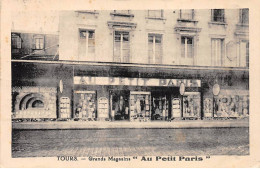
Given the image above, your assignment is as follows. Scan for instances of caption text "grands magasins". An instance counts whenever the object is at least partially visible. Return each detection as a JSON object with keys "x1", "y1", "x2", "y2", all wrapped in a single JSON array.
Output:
[{"x1": 58, "y1": 156, "x2": 210, "y2": 162}]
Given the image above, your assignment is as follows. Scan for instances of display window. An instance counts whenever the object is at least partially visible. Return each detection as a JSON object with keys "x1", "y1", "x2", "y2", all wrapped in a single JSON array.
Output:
[
  {"x1": 111, "y1": 91, "x2": 129, "y2": 120},
  {"x1": 74, "y1": 91, "x2": 96, "y2": 119},
  {"x1": 182, "y1": 92, "x2": 201, "y2": 118},
  {"x1": 130, "y1": 91, "x2": 151, "y2": 122},
  {"x1": 213, "y1": 94, "x2": 249, "y2": 118},
  {"x1": 203, "y1": 98, "x2": 213, "y2": 117},
  {"x1": 151, "y1": 95, "x2": 168, "y2": 120}
]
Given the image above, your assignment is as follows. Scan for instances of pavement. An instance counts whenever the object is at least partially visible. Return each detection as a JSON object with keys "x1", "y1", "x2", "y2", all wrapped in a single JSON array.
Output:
[
  {"x1": 12, "y1": 127, "x2": 249, "y2": 157},
  {"x1": 12, "y1": 119, "x2": 249, "y2": 129}
]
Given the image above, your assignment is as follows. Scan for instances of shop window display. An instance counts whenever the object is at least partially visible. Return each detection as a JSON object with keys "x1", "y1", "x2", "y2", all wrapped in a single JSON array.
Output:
[
  {"x1": 12, "y1": 87, "x2": 57, "y2": 119},
  {"x1": 151, "y1": 96, "x2": 168, "y2": 120},
  {"x1": 111, "y1": 92, "x2": 129, "y2": 120},
  {"x1": 182, "y1": 92, "x2": 201, "y2": 118},
  {"x1": 130, "y1": 91, "x2": 151, "y2": 122},
  {"x1": 203, "y1": 98, "x2": 213, "y2": 117},
  {"x1": 74, "y1": 91, "x2": 96, "y2": 120},
  {"x1": 213, "y1": 95, "x2": 249, "y2": 118}
]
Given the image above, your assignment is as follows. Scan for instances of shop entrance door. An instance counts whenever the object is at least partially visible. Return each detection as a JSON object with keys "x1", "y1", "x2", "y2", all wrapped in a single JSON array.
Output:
[{"x1": 110, "y1": 90, "x2": 129, "y2": 121}]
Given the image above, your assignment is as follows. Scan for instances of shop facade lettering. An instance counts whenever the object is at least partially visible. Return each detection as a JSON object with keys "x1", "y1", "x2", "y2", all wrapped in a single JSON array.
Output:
[{"x1": 74, "y1": 76, "x2": 201, "y2": 87}]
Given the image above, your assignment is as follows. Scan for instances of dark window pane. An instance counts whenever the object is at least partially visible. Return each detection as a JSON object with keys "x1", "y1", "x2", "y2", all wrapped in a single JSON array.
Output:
[
  {"x1": 88, "y1": 31, "x2": 95, "y2": 39},
  {"x1": 241, "y1": 9, "x2": 249, "y2": 24},
  {"x1": 155, "y1": 35, "x2": 162, "y2": 43},
  {"x1": 148, "y1": 36, "x2": 153, "y2": 43},
  {"x1": 80, "y1": 31, "x2": 86, "y2": 38},
  {"x1": 213, "y1": 9, "x2": 225, "y2": 22}
]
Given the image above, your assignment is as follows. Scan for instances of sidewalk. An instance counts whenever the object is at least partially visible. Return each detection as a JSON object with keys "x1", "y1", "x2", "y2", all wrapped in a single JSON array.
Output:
[{"x1": 12, "y1": 119, "x2": 249, "y2": 129}]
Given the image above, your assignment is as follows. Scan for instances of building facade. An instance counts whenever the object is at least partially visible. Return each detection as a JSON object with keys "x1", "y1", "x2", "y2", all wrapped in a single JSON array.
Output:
[
  {"x1": 12, "y1": 9, "x2": 249, "y2": 122},
  {"x1": 11, "y1": 31, "x2": 59, "y2": 60}
]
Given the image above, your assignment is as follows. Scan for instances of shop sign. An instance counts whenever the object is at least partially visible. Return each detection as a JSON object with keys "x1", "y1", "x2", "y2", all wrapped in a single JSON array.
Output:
[
  {"x1": 74, "y1": 76, "x2": 201, "y2": 87},
  {"x1": 59, "y1": 80, "x2": 63, "y2": 93},
  {"x1": 179, "y1": 82, "x2": 185, "y2": 95},
  {"x1": 98, "y1": 97, "x2": 109, "y2": 118},
  {"x1": 213, "y1": 84, "x2": 220, "y2": 96}
]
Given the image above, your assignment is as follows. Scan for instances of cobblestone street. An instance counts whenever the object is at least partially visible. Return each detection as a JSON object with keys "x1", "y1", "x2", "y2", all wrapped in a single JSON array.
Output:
[{"x1": 12, "y1": 128, "x2": 249, "y2": 158}]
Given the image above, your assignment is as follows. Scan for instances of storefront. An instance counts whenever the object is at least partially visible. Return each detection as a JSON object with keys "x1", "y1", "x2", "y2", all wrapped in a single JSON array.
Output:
[
  {"x1": 11, "y1": 61, "x2": 249, "y2": 122},
  {"x1": 73, "y1": 76, "x2": 202, "y2": 121}
]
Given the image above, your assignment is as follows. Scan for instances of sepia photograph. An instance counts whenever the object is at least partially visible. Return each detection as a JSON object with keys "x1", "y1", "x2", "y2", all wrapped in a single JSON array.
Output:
[{"x1": 1, "y1": 0, "x2": 260, "y2": 168}]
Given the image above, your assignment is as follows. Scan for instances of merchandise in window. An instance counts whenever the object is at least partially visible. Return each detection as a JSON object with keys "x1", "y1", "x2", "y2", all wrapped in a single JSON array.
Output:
[
  {"x1": 130, "y1": 92, "x2": 151, "y2": 122},
  {"x1": 74, "y1": 91, "x2": 96, "y2": 120},
  {"x1": 213, "y1": 95, "x2": 249, "y2": 118},
  {"x1": 151, "y1": 96, "x2": 168, "y2": 120},
  {"x1": 111, "y1": 91, "x2": 129, "y2": 121},
  {"x1": 182, "y1": 93, "x2": 201, "y2": 118}
]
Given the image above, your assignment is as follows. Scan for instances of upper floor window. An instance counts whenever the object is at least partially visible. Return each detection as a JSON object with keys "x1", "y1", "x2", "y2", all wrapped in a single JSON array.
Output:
[
  {"x1": 239, "y1": 41, "x2": 249, "y2": 67},
  {"x1": 147, "y1": 10, "x2": 164, "y2": 19},
  {"x1": 11, "y1": 33, "x2": 22, "y2": 49},
  {"x1": 78, "y1": 30, "x2": 95, "y2": 59},
  {"x1": 148, "y1": 34, "x2": 162, "y2": 64},
  {"x1": 240, "y1": 8, "x2": 249, "y2": 25},
  {"x1": 114, "y1": 31, "x2": 130, "y2": 63},
  {"x1": 211, "y1": 38, "x2": 224, "y2": 66},
  {"x1": 180, "y1": 9, "x2": 194, "y2": 20},
  {"x1": 33, "y1": 35, "x2": 44, "y2": 50},
  {"x1": 181, "y1": 36, "x2": 194, "y2": 58},
  {"x1": 211, "y1": 9, "x2": 225, "y2": 23}
]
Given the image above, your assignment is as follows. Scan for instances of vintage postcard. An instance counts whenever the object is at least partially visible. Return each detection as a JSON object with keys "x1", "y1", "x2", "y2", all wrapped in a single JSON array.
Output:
[{"x1": 1, "y1": 0, "x2": 260, "y2": 168}]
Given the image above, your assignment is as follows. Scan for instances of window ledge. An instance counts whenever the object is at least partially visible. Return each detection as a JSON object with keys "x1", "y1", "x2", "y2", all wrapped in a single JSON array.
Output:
[
  {"x1": 76, "y1": 11, "x2": 99, "y2": 18},
  {"x1": 208, "y1": 21, "x2": 228, "y2": 28},
  {"x1": 110, "y1": 12, "x2": 134, "y2": 18},
  {"x1": 236, "y1": 23, "x2": 249, "y2": 27},
  {"x1": 177, "y1": 18, "x2": 198, "y2": 23},
  {"x1": 146, "y1": 17, "x2": 166, "y2": 20},
  {"x1": 32, "y1": 49, "x2": 45, "y2": 51},
  {"x1": 209, "y1": 21, "x2": 227, "y2": 25}
]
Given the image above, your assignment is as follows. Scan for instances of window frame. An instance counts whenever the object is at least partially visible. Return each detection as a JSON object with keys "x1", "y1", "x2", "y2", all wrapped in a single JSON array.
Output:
[
  {"x1": 239, "y1": 8, "x2": 249, "y2": 25},
  {"x1": 78, "y1": 29, "x2": 96, "y2": 59},
  {"x1": 211, "y1": 38, "x2": 225, "y2": 66},
  {"x1": 147, "y1": 10, "x2": 164, "y2": 19},
  {"x1": 148, "y1": 33, "x2": 163, "y2": 64},
  {"x1": 211, "y1": 9, "x2": 225, "y2": 23},
  {"x1": 113, "y1": 31, "x2": 130, "y2": 63},
  {"x1": 33, "y1": 35, "x2": 45, "y2": 50},
  {"x1": 181, "y1": 36, "x2": 194, "y2": 59},
  {"x1": 179, "y1": 9, "x2": 195, "y2": 20},
  {"x1": 11, "y1": 33, "x2": 22, "y2": 49}
]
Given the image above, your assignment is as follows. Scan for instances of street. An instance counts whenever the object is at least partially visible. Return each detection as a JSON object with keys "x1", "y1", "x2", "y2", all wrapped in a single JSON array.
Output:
[{"x1": 12, "y1": 128, "x2": 249, "y2": 158}]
